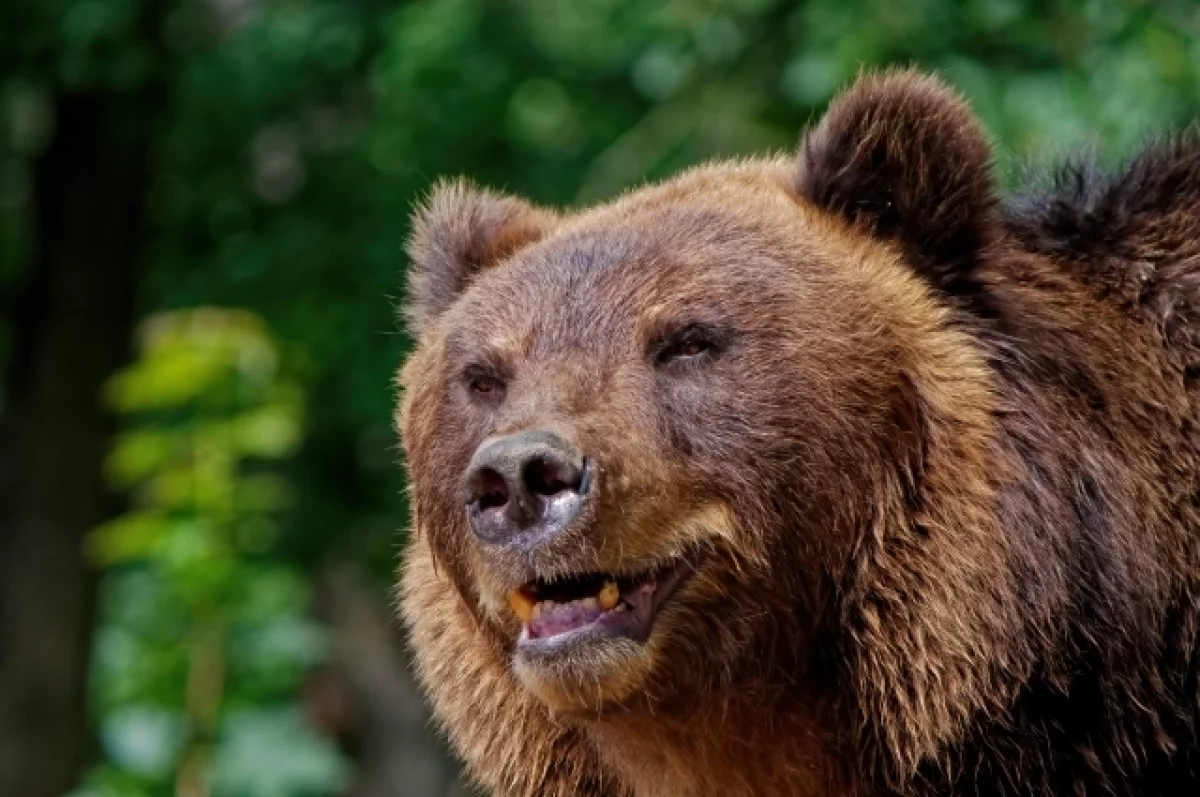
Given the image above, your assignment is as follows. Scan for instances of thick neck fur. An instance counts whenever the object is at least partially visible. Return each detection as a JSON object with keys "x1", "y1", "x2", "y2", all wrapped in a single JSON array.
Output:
[{"x1": 584, "y1": 685, "x2": 851, "y2": 797}]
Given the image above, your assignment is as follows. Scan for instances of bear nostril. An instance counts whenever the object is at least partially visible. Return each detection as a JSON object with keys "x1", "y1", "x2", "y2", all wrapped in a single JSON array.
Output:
[
  {"x1": 523, "y1": 455, "x2": 582, "y2": 498},
  {"x1": 464, "y1": 430, "x2": 588, "y2": 543},
  {"x1": 475, "y1": 468, "x2": 509, "y2": 511}
]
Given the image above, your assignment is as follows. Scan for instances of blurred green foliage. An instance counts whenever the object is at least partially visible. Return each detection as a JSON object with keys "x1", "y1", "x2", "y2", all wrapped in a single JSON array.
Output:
[
  {"x1": 3, "y1": 0, "x2": 1200, "y2": 793},
  {"x1": 77, "y1": 309, "x2": 343, "y2": 796}
]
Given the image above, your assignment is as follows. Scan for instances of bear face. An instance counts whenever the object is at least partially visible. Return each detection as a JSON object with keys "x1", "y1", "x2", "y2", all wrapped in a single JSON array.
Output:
[
  {"x1": 397, "y1": 70, "x2": 1200, "y2": 797},
  {"x1": 404, "y1": 163, "x2": 950, "y2": 712}
]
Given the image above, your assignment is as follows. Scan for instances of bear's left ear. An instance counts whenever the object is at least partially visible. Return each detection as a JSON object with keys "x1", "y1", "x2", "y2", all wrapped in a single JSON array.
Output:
[
  {"x1": 405, "y1": 179, "x2": 557, "y2": 335},
  {"x1": 797, "y1": 70, "x2": 999, "y2": 300}
]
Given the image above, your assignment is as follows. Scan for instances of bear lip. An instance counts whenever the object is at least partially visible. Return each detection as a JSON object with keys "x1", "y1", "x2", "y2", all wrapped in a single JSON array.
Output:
[{"x1": 510, "y1": 558, "x2": 696, "y2": 648}]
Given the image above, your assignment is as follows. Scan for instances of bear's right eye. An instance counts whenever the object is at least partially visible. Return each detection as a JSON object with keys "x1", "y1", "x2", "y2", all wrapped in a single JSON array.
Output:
[{"x1": 463, "y1": 367, "x2": 506, "y2": 402}]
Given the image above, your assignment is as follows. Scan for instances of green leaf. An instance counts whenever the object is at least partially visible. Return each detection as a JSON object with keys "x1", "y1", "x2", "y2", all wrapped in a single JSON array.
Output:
[
  {"x1": 88, "y1": 511, "x2": 170, "y2": 566},
  {"x1": 231, "y1": 405, "x2": 302, "y2": 459},
  {"x1": 105, "y1": 430, "x2": 177, "y2": 488},
  {"x1": 104, "y1": 345, "x2": 234, "y2": 412}
]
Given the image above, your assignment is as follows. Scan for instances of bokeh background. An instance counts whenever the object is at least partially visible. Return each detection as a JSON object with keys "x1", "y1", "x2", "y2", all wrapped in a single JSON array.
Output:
[{"x1": 2, "y1": 0, "x2": 1200, "y2": 795}]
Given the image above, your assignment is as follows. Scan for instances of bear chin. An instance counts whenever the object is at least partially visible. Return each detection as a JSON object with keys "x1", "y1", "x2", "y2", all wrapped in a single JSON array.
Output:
[{"x1": 512, "y1": 631, "x2": 654, "y2": 712}]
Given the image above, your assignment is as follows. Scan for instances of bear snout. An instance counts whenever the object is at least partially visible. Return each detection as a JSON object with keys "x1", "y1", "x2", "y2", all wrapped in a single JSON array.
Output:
[{"x1": 463, "y1": 428, "x2": 591, "y2": 548}]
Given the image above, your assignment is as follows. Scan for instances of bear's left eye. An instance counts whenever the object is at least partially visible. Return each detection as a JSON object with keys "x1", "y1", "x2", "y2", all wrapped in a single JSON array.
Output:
[{"x1": 655, "y1": 325, "x2": 722, "y2": 366}]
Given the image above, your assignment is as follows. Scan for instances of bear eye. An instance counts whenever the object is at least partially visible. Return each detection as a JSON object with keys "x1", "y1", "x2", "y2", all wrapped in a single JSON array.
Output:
[
  {"x1": 463, "y1": 366, "x2": 506, "y2": 401},
  {"x1": 655, "y1": 325, "x2": 722, "y2": 366}
]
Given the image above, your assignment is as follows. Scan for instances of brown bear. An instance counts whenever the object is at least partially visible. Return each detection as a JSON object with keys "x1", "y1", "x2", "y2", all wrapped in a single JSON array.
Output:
[{"x1": 395, "y1": 70, "x2": 1200, "y2": 796}]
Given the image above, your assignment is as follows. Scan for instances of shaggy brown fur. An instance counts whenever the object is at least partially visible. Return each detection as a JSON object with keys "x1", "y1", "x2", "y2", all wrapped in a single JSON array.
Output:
[{"x1": 395, "y1": 70, "x2": 1200, "y2": 796}]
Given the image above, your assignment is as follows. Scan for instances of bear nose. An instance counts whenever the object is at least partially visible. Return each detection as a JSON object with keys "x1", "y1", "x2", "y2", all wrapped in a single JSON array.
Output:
[{"x1": 464, "y1": 430, "x2": 590, "y2": 545}]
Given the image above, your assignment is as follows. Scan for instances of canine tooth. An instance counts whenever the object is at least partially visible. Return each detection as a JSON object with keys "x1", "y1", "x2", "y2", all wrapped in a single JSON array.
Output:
[
  {"x1": 532, "y1": 602, "x2": 544, "y2": 621},
  {"x1": 508, "y1": 591, "x2": 534, "y2": 624},
  {"x1": 598, "y1": 581, "x2": 620, "y2": 610}
]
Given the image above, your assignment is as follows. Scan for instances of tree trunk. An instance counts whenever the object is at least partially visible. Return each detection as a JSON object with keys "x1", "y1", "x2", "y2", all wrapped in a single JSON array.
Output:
[{"x1": 0, "y1": 91, "x2": 153, "y2": 797}]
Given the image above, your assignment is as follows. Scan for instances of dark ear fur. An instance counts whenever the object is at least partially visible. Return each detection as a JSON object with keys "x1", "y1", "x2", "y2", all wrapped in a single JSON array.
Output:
[
  {"x1": 797, "y1": 70, "x2": 999, "y2": 299},
  {"x1": 406, "y1": 179, "x2": 557, "y2": 334}
]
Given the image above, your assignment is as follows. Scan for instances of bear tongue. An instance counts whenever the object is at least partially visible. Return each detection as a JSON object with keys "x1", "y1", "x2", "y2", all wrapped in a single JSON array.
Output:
[
  {"x1": 522, "y1": 581, "x2": 657, "y2": 641},
  {"x1": 527, "y1": 597, "x2": 609, "y2": 639}
]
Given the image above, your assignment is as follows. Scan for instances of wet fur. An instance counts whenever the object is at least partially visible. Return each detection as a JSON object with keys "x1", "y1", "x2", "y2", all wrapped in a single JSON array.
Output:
[{"x1": 396, "y1": 70, "x2": 1200, "y2": 795}]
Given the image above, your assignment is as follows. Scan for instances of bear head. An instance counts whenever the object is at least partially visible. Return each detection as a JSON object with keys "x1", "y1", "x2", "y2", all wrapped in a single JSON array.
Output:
[{"x1": 398, "y1": 70, "x2": 1025, "y2": 785}]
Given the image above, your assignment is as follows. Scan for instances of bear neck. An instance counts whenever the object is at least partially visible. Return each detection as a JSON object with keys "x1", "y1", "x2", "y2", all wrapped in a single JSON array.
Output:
[{"x1": 580, "y1": 679, "x2": 863, "y2": 797}]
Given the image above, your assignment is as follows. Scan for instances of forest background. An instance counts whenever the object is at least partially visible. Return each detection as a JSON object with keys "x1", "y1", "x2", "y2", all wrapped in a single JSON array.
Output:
[{"x1": 3, "y1": 0, "x2": 1199, "y2": 794}]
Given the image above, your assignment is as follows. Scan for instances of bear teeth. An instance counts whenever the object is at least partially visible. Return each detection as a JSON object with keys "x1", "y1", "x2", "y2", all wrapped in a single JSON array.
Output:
[
  {"x1": 508, "y1": 579, "x2": 623, "y2": 627},
  {"x1": 508, "y1": 589, "x2": 536, "y2": 623},
  {"x1": 598, "y1": 580, "x2": 620, "y2": 610}
]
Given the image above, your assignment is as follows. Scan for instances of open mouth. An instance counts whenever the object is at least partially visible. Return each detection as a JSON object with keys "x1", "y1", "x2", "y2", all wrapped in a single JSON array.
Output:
[{"x1": 508, "y1": 559, "x2": 694, "y2": 647}]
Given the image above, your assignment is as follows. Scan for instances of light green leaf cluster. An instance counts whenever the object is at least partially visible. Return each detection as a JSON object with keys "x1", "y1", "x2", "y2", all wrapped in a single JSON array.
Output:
[{"x1": 77, "y1": 308, "x2": 341, "y2": 796}]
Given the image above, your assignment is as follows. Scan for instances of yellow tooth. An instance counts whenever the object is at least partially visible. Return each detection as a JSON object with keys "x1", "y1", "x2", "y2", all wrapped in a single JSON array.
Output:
[
  {"x1": 581, "y1": 597, "x2": 598, "y2": 612},
  {"x1": 508, "y1": 591, "x2": 534, "y2": 624},
  {"x1": 598, "y1": 580, "x2": 620, "y2": 611},
  {"x1": 532, "y1": 602, "x2": 543, "y2": 621}
]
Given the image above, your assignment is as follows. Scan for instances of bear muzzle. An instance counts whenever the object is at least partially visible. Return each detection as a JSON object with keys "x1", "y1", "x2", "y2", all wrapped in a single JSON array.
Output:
[{"x1": 463, "y1": 428, "x2": 591, "y2": 548}]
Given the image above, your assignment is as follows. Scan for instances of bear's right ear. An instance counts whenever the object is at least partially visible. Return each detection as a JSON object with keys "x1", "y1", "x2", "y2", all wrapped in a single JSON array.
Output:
[
  {"x1": 796, "y1": 70, "x2": 999, "y2": 301},
  {"x1": 405, "y1": 179, "x2": 557, "y2": 335}
]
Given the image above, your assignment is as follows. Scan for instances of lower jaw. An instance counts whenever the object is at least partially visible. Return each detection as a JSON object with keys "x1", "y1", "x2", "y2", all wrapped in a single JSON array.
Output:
[{"x1": 512, "y1": 632, "x2": 651, "y2": 712}]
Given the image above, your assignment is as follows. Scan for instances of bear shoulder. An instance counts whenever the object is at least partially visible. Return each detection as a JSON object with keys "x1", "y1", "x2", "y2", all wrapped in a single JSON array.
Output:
[{"x1": 1007, "y1": 138, "x2": 1200, "y2": 373}]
